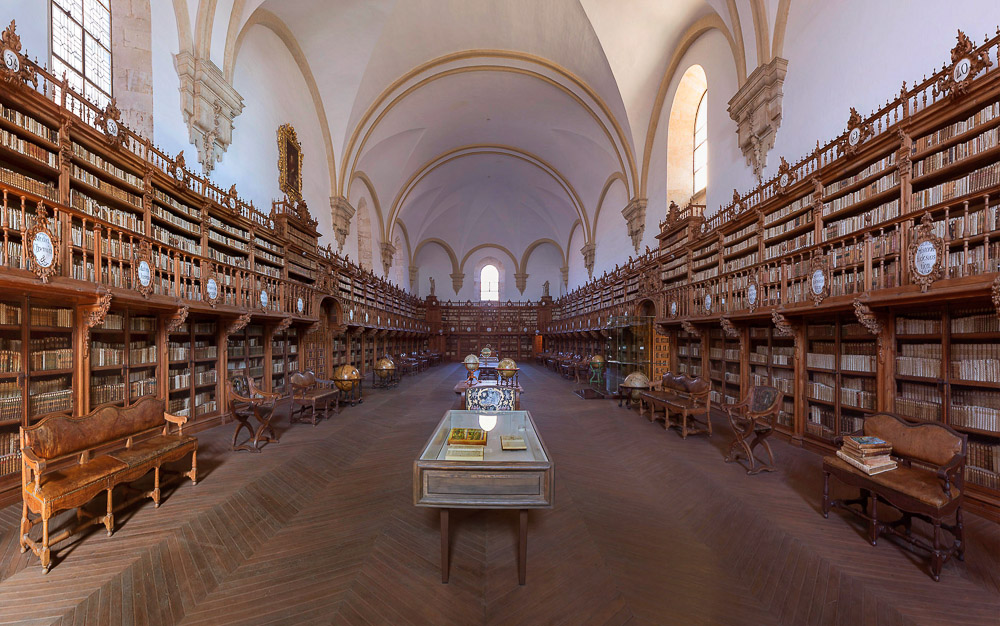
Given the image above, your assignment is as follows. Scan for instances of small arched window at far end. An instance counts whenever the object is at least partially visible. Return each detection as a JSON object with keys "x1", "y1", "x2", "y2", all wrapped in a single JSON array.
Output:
[
  {"x1": 693, "y1": 90, "x2": 708, "y2": 195},
  {"x1": 480, "y1": 265, "x2": 499, "y2": 301}
]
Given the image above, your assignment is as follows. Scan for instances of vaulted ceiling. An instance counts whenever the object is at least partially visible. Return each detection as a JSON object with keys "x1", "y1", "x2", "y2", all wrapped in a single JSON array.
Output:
[{"x1": 187, "y1": 0, "x2": 780, "y2": 283}]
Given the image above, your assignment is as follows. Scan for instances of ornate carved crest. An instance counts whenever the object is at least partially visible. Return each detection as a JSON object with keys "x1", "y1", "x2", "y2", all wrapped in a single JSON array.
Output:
[
  {"x1": 809, "y1": 252, "x2": 830, "y2": 306},
  {"x1": 680, "y1": 320, "x2": 701, "y2": 338},
  {"x1": 840, "y1": 107, "x2": 873, "y2": 157},
  {"x1": 720, "y1": 316, "x2": 738, "y2": 339},
  {"x1": 731, "y1": 189, "x2": 747, "y2": 214},
  {"x1": 0, "y1": 21, "x2": 35, "y2": 87},
  {"x1": 772, "y1": 311, "x2": 794, "y2": 337},
  {"x1": 203, "y1": 264, "x2": 222, "y2": 307},
  {"x1": 746, "y1": 274, "x2": 760, "y2": 313},
  {"x1": 172, "y1": 151, "x2": 189, "y2": 189},
  {"x1": 277, "y1": 123, "x2": 303, "y2": 202},
  {"x1": 133, "y1": 239, "x2": 154, "y2": 298},
  {"x1": 94, "y1": 98, "x2": 125, "y2": 148},
  {"x1": 993, "y1": 276, "x2": 1000, "y2": 320},
  {"x1": 774, "y1": 156, "x2": 795, "y2": 194},
  {"x1": 81, "y1": 290, "x2": 112, "y2": 358},
  {"x1": 275, "y1": 316, "x2": 293, "y2": 334},
  {"x1": 896, "y1": 127, "x2": 913, "y2": 179},
  {"x1": 907, "y1": 212, "x2": 943, "y2": 292},
  {"x1": 226, "y1": 312, "x2": 252, "y2": 336},
  {"x1": 638, "y1": 265, "x2": 659, "y2": 298},
  {"x1": 25, "y1": 202, "x2": 59, "y2": 283},
  {"x1": 166, "y1": 304, "x2": 189, "y2": 334},
  {"x1": 934, "y1": 30, "x2": 992, "y2": 100}
]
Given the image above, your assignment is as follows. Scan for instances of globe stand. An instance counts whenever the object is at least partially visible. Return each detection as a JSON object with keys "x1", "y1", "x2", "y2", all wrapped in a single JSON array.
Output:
[{"x1": 372, "y1": 369, "x2": 398, "y2": 389}]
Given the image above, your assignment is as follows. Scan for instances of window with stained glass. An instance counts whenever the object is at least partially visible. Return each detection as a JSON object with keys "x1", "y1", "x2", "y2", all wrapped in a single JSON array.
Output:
[
  {"x1": 51, "y1": 0, "x2": 112, "y2": 109},
  {"x1": 693, "y1": 90, "x2": 708, "y2": 195}
]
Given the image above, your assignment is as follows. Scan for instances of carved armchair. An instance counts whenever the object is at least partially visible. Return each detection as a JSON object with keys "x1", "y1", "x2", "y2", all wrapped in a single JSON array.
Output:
[
  {"x1": 723, "y1": 385, "x2": 782, "y2": 474},
  {"x1": 228, "y1": 373, "x2": 281, "y2": 452}
]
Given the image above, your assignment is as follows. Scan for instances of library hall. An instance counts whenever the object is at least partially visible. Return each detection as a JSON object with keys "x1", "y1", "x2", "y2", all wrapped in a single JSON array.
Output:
[{"x1": 0, "y1": 0, "x2": 999, "y2": 624}]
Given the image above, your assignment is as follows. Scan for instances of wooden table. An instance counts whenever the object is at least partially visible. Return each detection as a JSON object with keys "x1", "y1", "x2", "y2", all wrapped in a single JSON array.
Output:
[
  {"x1": 452, "y1": 380, "x2": 524, "y2": 410},
  {"x1": 414, "y1": 410, "x2": 553, "y2": 585}
]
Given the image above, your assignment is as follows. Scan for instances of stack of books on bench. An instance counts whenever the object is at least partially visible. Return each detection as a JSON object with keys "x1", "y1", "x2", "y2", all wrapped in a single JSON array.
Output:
[{"x1": 836, "y1": 436, "x2": 897, "y2": 475}]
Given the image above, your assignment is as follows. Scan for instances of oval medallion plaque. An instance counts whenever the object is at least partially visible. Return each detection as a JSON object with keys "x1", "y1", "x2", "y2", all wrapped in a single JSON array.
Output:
[
  {"x1": 206, "y1": 277, "x2": 219, "y2": 300},
  {"x1": 914, "y1": 240, "x2": 938, "y2": 277},
  {"x1": 137, "y1": 260, "x2": 151, "y2": 287},
  {"x1": 260, "y1": 290, "x2": 268, "y2": 308},
  {"x1": 811, "y1": 269, "x2": 826, "y2": 295},
  {"x1": 747, "y1": 283, "x2": 758, "y2": 306},
  {"x1": 954, "y1": 57, "x2": 972, "y2": 82},
  {"x1": 296, "y1": 297, "x2": 304, "y2": 314},
  {"x1": 32, "y1": 231, "x2": 54, "y2": 268},
  {"x1": 704, "y1": 293, "x2": 712, "y2": 312}
]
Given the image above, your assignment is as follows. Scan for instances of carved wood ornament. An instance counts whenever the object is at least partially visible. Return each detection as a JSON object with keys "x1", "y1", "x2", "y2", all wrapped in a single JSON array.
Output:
[
  {"x1": 171, "y1": 151, "x2": 189, "y2": 189},
  {"x1": 720, "y1": 316, "x2": 738, "y2": 339},
  {"x1": 0, "y1": 21, "x2": 35, "y2": 87},
  {"x1": 774, "y1": 156, "x2": 796, "y2": 195},
  {"x1": 746, "y1": 274, "x2": 760, "y2": 313},
  {"x1": 166, "y1": 305, "x2": 190, "y2": 334},
  {"x1": 203, "y1": 264, "x2": 222, "y2": 307},
  {"x1": 94, "y1": 99, "x2": 125, "y2": 148},
  {"x1": 25, "y1": 202, "x2": 59, "y2": 283},
  {"x1": 81, "y1": 290, "x2": 113, "y2": 359},
  {"x1": 853, "y1": 297, "x2": 885, "y2": 363},
  {"x1": 226, "y1": 312, "x2": 252, "y2": 336},
  {"x1": 681, "y1": 320, "x2": 701, "y2": 338},
  {"x1": 934, "y1": 30, "x2": 992, "y2": 101},
  {"x1": 275, "y1": 316, "x2": 293, "y2": 334},
  {"x1": 992, "y1": 276, "x2": 1000, "y2": 320},
  {"x1": 839, "y1": 107, "x2": 873, "y2": 158},
  {"x1": 772, "y1": 311, "x2": 794, "y2": 337},
  {"x1": 133, "y1": 239, "x2": 154, "y2": 298},
  {"x1": 809, "y1": 252, "x2": 830, "y2": 306},
  {"x1": 908, "y1": 212, "x2": 944, "y2": 292},
  {"x1": 277, "y1": 123, "x2": 303, "y2": 202}
]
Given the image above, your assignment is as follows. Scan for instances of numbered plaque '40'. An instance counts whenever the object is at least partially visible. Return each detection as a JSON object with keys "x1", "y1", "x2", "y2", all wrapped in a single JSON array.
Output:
[{"x1": 908, "y1": 212, "x2": 944, "y2": 292}]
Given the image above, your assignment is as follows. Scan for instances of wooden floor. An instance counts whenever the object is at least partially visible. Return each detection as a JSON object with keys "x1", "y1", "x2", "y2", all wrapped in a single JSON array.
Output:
[{"x1": 0, "y1": 363, "x2": 997, "y2": 625}]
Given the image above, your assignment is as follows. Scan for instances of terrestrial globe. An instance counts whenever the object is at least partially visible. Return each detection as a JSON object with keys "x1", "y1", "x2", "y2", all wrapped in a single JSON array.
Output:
[
  {"x1": 333, "y1": 364, "x2": 361, "y2": 392},
  {"x1": 497, "y1": 358, "x2": 518, "y2": 379},
  {"x1": 463, "y1": 354, "x2": 481, "y2": 372},
  {"x1": 621, "y1": 371, "x2": 651, "y2": 402},
  {"x1": 590, "y1": 354, "x2": 606, "y2": 369},
  {"x1": 375, "y1": 356, "x2": 395, "y2": 379}
]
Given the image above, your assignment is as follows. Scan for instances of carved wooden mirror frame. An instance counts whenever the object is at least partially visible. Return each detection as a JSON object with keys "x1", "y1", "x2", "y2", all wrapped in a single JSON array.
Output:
[{"x1": 908, "y1": 212, "x2": 944, "y2": 292}]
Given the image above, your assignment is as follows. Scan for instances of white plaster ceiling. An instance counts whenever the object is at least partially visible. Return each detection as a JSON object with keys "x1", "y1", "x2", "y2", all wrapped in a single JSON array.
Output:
[{"x1": 210, "y1": 0, "x2": 739, "y2": 272}]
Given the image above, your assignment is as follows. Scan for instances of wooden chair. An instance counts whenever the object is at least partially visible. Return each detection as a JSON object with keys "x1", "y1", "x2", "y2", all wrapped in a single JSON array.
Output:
[
  {"x1": 289, "y1": 370, "x2": 339, "y2": 425},
  {"x1": 228, "y1": 373, "x2": 280, "y2": 452},
  {"x1": 723, "y1": 385, "x2": 782, "y2": 474}
]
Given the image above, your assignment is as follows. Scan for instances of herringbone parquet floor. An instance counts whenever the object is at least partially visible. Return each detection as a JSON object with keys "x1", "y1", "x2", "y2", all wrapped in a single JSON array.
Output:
[{"x1": 0, "y1": 363, "x2": 997, "y2": 625}]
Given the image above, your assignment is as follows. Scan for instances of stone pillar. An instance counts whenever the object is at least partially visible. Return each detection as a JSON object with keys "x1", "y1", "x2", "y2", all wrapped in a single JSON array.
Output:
[
  {"x1": 560, "y1": 265, "x2": 569, "y2": 291},
  {"x1": 450, "y1": 272, "x2": 465, "y2": 295},
  {"x1": 621, "y1": 197, "x2": 647, "y2": 253},
  {"x1": 379, "y1": 241, "x2": 396, "y2": 276},
  {"x1": 409, "y1": 266, "x2": 419, "y2": 295},
  {"x1": 580, "y1": 242, "x2": 596, "y2": 279},
  {"x1": 514, "y1": 272, "x2": 528, "y2": 295},
  {"x1": 111, "y1": 0, "x2": 153, "y2": 138},
  {"x1": 174, "y1": 50, "x2": 244, "y2": 174},
  {"x1": 331, "y1": 196, "x2": 355, "y2": 251},
  {"x1": 727, "y1": 56, "x2": 788, "y2": 181}
]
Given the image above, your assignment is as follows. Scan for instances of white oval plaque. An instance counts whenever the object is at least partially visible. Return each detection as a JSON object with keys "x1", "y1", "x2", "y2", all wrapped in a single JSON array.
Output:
[
  {"x1": 779, "y1": 173, "x2": 789, "y2": 188},
  {"x1": 704, "y1": 293, "x2": 712, "y2": 312},
  {"x1": 137, "y1": 260, "x2": 151, "y2": 287},
  {"x1": 206, "y1": 277, "x2": 219, "y2": 300},
  {"x1": 914, "y1": 240, "x2": 938, "y2": 277},
  {"x1": 260, "y1": 290, "x2": 268, "y2": 307},
  {"x1": 32, "y1": 231, "x2": 54, "y2": 268},
  {"x1": 106, "y1": 118, "x2": 118, "y2": 138},
  {"x1": 3, "y1": 48, "x2": 18, "y2": 72},
  {"x1": 670, "y1": 301, "x2": 677, "y2": 316},
  {"x1": 811, "y1": 269, "x2": 826, "y2": 295},
  {"x1": 296, "y1": 296, "x2": 304, "y2": 313},
  {"x1": 848, "y1": 127, "x2": 861, "y2": 146},
  {"x1": 349, "y1": 309, "x2": 354, "y2": 321},
  {"x1": 954, "y1": 57, "x2": 972, "y2": 82},
  {"x1": 747, "y1": 283, "x2": 758, "y2": 305}
]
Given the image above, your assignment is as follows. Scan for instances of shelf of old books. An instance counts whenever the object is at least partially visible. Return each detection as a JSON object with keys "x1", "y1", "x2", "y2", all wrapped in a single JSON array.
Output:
[
  {"x1": 271, "y1": 325, "x2": 299, "y2": 394},
  {"x1": 675, "y1": 329, "x2": 701, "y2": 377},
  {"x1": 804, "y1": 321, "x2": 838, "y2": 442},
  {"x1": 748, "y1": 326, "x2": 796, "y2": 432}
]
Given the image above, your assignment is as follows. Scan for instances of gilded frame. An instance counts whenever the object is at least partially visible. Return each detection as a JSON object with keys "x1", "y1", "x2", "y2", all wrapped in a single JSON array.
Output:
[{"x1": 277, "y1": 123, "x2": 303, "y2": 202}]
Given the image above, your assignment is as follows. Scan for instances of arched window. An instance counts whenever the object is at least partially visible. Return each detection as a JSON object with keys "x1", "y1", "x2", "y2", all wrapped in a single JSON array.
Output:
[
  {"x1": 692, "y1": 91, "x2": 708, "y2": 195},
  {"x1": 51, "y1": 0, "x2": 113, "y2": 109},
  {"x1": 480, "y1": 265, "x2": 499, "y2": 301}
]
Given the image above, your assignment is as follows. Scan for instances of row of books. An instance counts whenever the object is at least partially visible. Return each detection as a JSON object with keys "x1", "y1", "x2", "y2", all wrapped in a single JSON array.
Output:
[
  {"x1": 72, "y1": 142, "x2": 144, "y2": 189},
  {"x1": 129, "y1": 344, "x2": 157, "y2": 365},
  {"x1": 949, "y1": 344, "x2": 1000, "y2": 381},
  {"x1": 30, "y1": 306, "x2": 72, "y2": 327},
  {"x1": 90, "y1": 343, "x2": 124, "y2": 366},
  {"x1": 151, "y1": 223, "x2": 199, "y2": 255},
  {"x1": 968, "y1": 439, "x2": 1000, "y2": 473},
  {"x1": 153, "y1": 189, "x2": 201, "y2": 221},
  {"x1": 0, "y1": 302, "x2": 20, "y2": 326},
  {"x1": 896, "y1": 316, "x2": 941, "y2": 334},
  {"x1": 0, "y1": 103, "x2": 57, "y2": 143},
  {"x1": 824, "y1": 152, "x2": 897, "y2": 197},
  {"x1": 27, "y1": 387, "x2": 72, "y2": 416},
  {"x1": 944, "y1": 241, "x2": 1000, "y2": 279},
  {"x1": 71, "y1": 165, "x2": 142, "y2": 207},
  {"x1": 0, "y1": 127, "x2": 57, "y2": 167},
  {"x1": 90, "y1": 377, "x2": 125, "y2": 405},
  {"x1": 896, "y1": 344, "x2": 942, "y2": 378},
  {"x1": 764, "y1": 195, "x2": 810, "y2": 228},
  {"x1": 0, "y1": 165, "x2": 58, "y2": 201},
  {"x1": 938, "y1": 202, "x2": 999, "y2": 242},
  {"x1": 966, "y1": 466, "x2": 1000, "y2": 490},
  {"x1": 0, "y1": 451, "x2": 21, "y2": 476},
  {"x1": 896, "y1": 382, "x2": 943, "y2": 422},
  {"x1": 764, "y1": 229, "x2": 814, "y2": 261},
  {"x1": 951, "y1": 311, "x2": 1000, "y2": 334},
  {"x1": 950, "y1": 390, "x2": 1000, "y2": 433},
  {"x1": 914, "y1": 100, "x2": 999, "y2": 153},
  {"x1": 823, "y1": 199, "x2": 899, "y2": 241},
  {"x1": 30, "y1": 347, "x2": 73, "y2": 371},
  {"x1": 823, "y1": 171, "x2": 899, "y2": 216},
  {"x1": 910, "y1": 160, "x2": 1000, "y2": 211},
  {"x1": 913, "y1": 124, "x2": 998, "y2": 179}
]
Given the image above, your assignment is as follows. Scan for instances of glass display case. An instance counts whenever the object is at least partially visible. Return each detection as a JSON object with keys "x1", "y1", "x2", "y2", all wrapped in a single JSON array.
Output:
[{"x1": 602, "y1": 315, "x2": 668, "y2": 397}]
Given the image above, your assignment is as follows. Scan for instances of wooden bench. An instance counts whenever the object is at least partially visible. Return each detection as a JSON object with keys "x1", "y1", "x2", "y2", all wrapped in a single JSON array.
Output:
[
  {"x1": 289, "y1": 370, "x2": 339, "y2": 425},
  {"x1": 639, "y1": 373, "x2": 712, "y2": 438},
  {"x1": 822, "y1": 413, "x2": 966, "y2": 581},
  {"x1": 19, "y1": 396, "x2": 197, "y2": 573}
]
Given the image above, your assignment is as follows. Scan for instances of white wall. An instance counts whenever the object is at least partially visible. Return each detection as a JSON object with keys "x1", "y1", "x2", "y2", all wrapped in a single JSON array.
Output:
[
  {"x1": 150, "y1": 1, "x2": 191, "y2": 159},
  {"x1": 523, "y1": 242, "x2": 564, "y2": 301},
  {"x1": 4, "y1": 0, "x2": 47, "y2": 63}
]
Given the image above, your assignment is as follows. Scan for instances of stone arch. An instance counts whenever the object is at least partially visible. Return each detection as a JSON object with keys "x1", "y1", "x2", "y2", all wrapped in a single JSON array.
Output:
[
  {"x1": 460, "y1": 244, "x2": 520, "y2": 276},
  {"x1": 591, "y1": 172, "x2": 628, "y2": 238},
  {"x1": 412, "y1": 238, "x2": 460, "y2": 276},
  {"x1": 666, "y1": 65, "x2": 708, "y2": 208},
  {"x1": 520, "y1": 238, "x2": 566, "y2": 272}
]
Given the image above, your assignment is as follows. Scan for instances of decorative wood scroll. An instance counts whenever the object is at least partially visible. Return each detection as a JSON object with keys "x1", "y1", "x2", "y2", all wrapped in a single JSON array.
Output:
[
  {"x1": 82, "y1": 290, "x2": 113, "y2": 358},
  {"x1": 681, "y1": 320, "x2": 701, "y2": 338},
  {"x1": 172, "y1": 151, "x2": 189, "y2": 189},
  {"x1": 25, "y1": 202, "x2": 59, "y2": 283},
  {"x1": 840, "y1": 107, "x2": 873, "y2": 157},
  {"x1": 134, "y1": 239, "x2": 153, "y2": 298},
  {"x1": 852, "y1": 298, "x2": 882, "y2": 336},
  {"x1": 720, "y1": 317, "x2": 738, "y2": 339},
  {"x1": 166, "y1": 304, "x2": 189, "y2": 334},
  {"x1": 934, "y1": 30, "x2": 992, "y2": 100},
  {"x1": 275, "y1": 316, "x2": 293, "y2": 334},
  {"x1": 226, "y1": 312, "x2": 252, "y2": 336},
  {"x1": 94, "y1": 98, "x2": 125, "y2": 148},
  {"x1": 908, "y1": 212, "x2": 944, "y2": 292},
  {"x1": 809, "y1": 252, "x2": 830, "y2": 306},
  {"x1": 203, "y1": 265, "x2": 221, "y2": 307},
  {"x1": 277, "y1": 123, "x2": 303, "y2": 201},
  {"x1": 774, "y1": 156, "x2": 795, "y2": 194},
  {"x1": 1, "y1": 21, "x2": 34, "y2": 87},
  {"x1": 772, "y1": 311, "x2": 794, "y2": 337},
  {"x1": 992, "y1": 276, "x2": 1000, "y2": 320}
]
